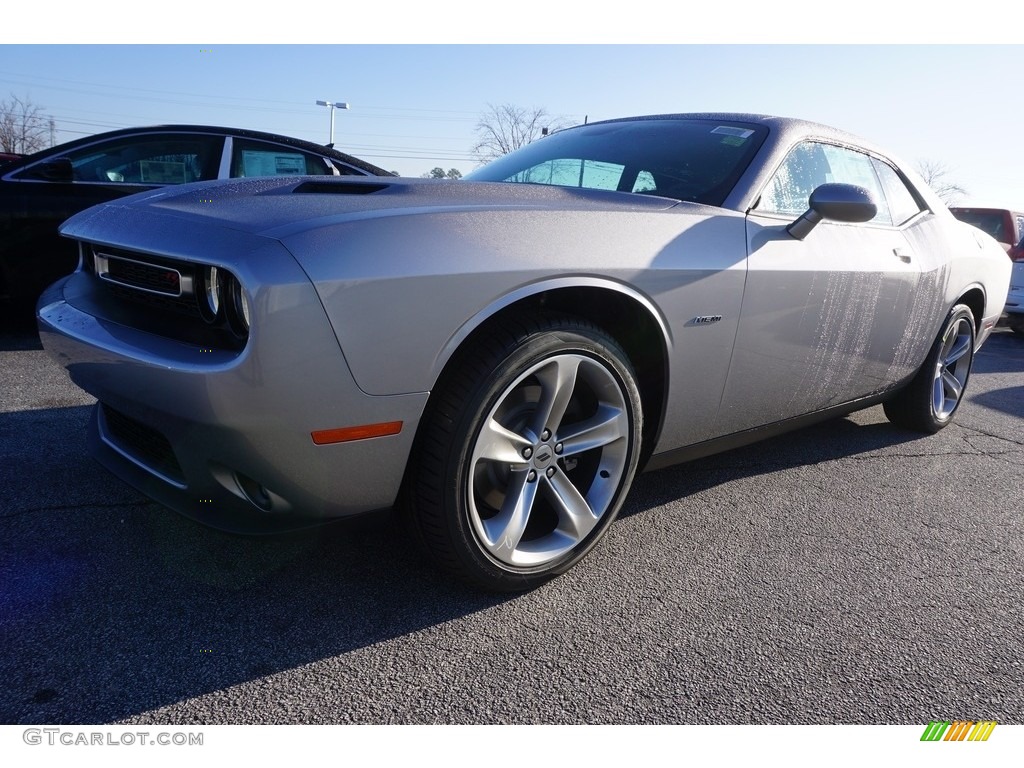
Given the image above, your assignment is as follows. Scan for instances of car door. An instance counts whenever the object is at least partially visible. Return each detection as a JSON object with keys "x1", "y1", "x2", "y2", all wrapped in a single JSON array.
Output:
[
  {"x1": 1, "y1": 132, "x2": 224, "y2": 305},
  {"x1": 715, "y1": 141, "x2": 926, "y2": 435}
]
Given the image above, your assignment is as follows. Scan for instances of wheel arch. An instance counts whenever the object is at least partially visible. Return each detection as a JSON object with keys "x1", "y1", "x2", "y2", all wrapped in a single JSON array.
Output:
[
  {"x1": 952, "y1": 284, "x2": 986, "y2": 337},
  {"x1": 428, "y1": 279, "x2": 672, "y2": 465}
]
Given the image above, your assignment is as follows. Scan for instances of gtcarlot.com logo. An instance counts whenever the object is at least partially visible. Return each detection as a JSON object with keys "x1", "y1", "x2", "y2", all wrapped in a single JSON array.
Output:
[
  {"x1": 23, "y1": 728, "x2": 203, "y2": 747},
  {"x1": 920, "y1": 720, "x2": 997, "y2": 742}
]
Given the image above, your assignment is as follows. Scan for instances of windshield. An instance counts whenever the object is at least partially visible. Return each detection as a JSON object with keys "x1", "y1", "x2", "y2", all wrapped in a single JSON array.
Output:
[{"x1": 467, "y1": 118, "x2": 768, "y2": 207}]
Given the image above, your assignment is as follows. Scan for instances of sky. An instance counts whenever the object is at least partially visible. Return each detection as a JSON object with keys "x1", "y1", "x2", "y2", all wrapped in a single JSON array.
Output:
[
  {"x1": 8, "y1": 40, "x2": 1024, "y2": 211},
  {"x1": 3, "y1": 9, "x2": 1024, "y2": 759},
  {"x1": 2, "y1": 34, "x2": 1022, "y2": 209}
]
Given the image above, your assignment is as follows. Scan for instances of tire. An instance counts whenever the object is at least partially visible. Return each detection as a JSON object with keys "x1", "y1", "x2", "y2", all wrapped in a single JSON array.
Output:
[
  {"x1": 407, "y1": 313, "x2": 643, "y2": 592},
  {"x1": 883, "y1": 304, "x2": 975, "y2": 433}
]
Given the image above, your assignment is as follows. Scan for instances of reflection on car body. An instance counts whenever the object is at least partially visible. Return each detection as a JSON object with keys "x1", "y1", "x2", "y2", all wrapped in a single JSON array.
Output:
[{"x1": 38, "y1": 113, "x2": 1011, "y2": 591}]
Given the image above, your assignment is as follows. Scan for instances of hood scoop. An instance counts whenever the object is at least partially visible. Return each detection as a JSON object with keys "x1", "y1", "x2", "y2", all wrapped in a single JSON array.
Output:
[{"x1": 293, "y1": 180, "x2": 390, "y2": 195}]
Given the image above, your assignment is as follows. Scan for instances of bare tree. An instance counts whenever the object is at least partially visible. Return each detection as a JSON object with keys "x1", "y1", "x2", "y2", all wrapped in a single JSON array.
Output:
[
  {"x1": 472, "y1": 104, "x2": 573, "y2": 163},
  {"x1": 0, "y1": 94, "x2": 53, "y2": 154},
  {"x1": 915, "y1": 159, "x2": 968, "y2": 206}
]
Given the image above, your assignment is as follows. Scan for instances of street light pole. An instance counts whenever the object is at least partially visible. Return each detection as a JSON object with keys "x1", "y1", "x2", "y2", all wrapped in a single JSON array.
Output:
[{"x1": 315, "y1": 100, "x2": 350, "y2": 146}]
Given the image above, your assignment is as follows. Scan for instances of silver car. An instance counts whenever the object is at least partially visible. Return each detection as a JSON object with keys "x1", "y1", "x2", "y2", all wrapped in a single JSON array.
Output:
[
  {"x1": 1007, "y1": 260, "x2": 1024, "y2": 335},
  {"x1": 37, "y1": 114, "x2": 1011, "y2": 591}
]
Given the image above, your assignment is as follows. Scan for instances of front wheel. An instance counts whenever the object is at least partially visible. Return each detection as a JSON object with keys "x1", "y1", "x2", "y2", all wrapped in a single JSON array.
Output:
[
  {"x1": 408, "y1": 314, "x2": 643, "y2": 591},
  {"x1": 883, "y1": 304, "x2": 975, "y2": 433}
]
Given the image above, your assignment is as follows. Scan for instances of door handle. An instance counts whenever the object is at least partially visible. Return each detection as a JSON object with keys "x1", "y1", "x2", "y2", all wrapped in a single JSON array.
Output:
[{"x1": 894, "y1": 248, "x2": 912, "y2": 263}]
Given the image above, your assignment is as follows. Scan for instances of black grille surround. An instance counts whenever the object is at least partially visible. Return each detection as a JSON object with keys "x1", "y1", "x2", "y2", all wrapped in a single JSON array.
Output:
[{"x1": 81, "y1": 244, "x2": 246, "y2": 351}]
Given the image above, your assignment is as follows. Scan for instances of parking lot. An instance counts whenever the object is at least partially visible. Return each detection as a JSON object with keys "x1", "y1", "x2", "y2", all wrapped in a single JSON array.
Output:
[{"x1": 1, "y1": 317, "x2": 1022, "y2": 725}]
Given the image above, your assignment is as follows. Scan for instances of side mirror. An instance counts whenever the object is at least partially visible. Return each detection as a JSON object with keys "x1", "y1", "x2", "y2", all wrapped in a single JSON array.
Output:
[
  {"x1": 787, "y1": 183, "x2": 877, "y2": 240},
  {"x1": 21, "y1": 157, "x2": 74, "y2": 182}
]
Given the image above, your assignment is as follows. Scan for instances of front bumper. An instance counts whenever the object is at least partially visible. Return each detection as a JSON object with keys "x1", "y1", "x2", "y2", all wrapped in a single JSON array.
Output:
[{"x1": 38, "y1": 274, "x2": 428, "y2": 533}]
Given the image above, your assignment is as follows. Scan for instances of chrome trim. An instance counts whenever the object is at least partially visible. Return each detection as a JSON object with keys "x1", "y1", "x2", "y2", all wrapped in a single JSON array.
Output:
[
  {"x1": 692, "y1": 315, "x2": 723, "y2": 325},
  {"x1": 219, "y1": 136, "x2": 233, "y2": 178},
  {"x1": 94, "y1": 251, "x2": 193, "y2": 298}
]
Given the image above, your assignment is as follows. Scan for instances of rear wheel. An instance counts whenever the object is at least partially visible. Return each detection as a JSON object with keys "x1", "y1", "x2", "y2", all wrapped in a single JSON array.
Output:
[
  {"x1": 883, "y1": 304, "x2": 975, "y2": 433},
  {"x1": 408, "y1": 314, "x2": 643, "y2": 591}
]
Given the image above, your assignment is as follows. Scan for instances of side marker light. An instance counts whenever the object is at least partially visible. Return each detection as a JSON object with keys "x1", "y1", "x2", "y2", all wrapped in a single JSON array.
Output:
[{"x1": 311, "y1": 421, "x2": 403, "y2": 445}]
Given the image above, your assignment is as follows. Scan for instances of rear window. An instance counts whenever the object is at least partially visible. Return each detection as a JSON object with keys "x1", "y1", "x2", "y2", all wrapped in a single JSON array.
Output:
[
  {"x1": 230, "y1": 138, "x2": 333, "y2": 177},
  {"x1": 466, "y1": 118, "x2": 768, "y2": 208}
]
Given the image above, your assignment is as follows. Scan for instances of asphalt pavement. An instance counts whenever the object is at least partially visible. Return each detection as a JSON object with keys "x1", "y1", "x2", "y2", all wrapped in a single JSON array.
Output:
[{"x1": 1, "y1": 317, "x2": 1021, "y2": 725}]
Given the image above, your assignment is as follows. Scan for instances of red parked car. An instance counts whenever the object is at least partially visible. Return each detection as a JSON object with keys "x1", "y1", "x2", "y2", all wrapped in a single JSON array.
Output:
[
  {"x1": 950, "y1": 207, "x2": 1024, "y2": 335},
  {"x1": 949, "y1": 207, "x2": 1024, "y2": 258}
]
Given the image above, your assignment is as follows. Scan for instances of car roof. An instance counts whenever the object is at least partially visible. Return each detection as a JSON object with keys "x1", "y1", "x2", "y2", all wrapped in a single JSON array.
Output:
[
  {"x1": 587, "y1": 112, "x2": 877, "y2": 147},
  {"x1": 11, "y1": 124, "x2": 392, "y2": 177},
  {"x1": 949, "y1": 206, "x2": 1024, "y2": 216}
]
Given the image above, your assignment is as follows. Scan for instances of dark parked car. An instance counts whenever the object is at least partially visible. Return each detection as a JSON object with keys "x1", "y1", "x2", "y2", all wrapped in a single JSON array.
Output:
[
  {"x1": 39, "y1": 113, "x2": 1011, "y2": 591},
  {"x1": 1, "y1": 125, "x2": 390, "y2": 313}
]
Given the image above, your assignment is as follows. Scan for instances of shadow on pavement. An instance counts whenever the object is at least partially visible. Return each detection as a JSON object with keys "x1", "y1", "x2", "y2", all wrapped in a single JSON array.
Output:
[
  {"x1": 627, "y1": 414, "x2": 926, "y2": 518},
  {"x1": 0, "y1": 399, "x2": 928, "y2": 725}
]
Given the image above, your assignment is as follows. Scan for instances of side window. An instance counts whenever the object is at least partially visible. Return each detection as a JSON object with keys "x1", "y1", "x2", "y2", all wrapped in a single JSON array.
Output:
[
  {"x1": 756, "y1": 142, "x2": 892, "y2": 225},
  {"x1": 231, "y1": 139, "x2": 333, "y2": 178},
  {"x1": 49, "y1": 135, "x2": 221, "y2": 184},
  {"x1": 872, "y1": 159, "x2": 925, "y2": 226},
  {"x1": 326, "y1": 158, "x2": 371, "y2": 176}
]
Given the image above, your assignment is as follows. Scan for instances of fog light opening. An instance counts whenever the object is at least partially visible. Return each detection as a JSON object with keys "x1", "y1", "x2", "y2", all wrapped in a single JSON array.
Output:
[{"x1": 234, "y1": 472, "x2": 273, "y2": 512}]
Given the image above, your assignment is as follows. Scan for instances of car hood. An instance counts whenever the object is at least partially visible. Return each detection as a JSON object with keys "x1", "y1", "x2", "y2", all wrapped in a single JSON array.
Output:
[{"x1": 60, "y1": 176, "x2": 688, "y2": 242}]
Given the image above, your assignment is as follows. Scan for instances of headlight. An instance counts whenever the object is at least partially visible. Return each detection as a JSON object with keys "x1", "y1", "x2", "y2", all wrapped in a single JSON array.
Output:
[
  {"x1": 232, "y1": 278, "x2": 251, "y2": 332},
  {"x1": 200, "y1": 265, "x2": 249, "y2": 340},
  {"x1": 202, "y1": 265, "x2": 222, "y2": 319}
]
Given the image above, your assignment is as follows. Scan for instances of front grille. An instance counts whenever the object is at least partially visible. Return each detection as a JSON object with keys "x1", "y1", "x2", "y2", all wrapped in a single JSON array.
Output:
[
  {"x1": 103, "y1": 256, "x2": 182, "y2": 295},
  {"x1": 101, "y1": 404, "x2": 185, "y2": 484},
  {"x1": 92, "y1": 246, "x2": 198, "y2": 315},
  {"x1": 105, "y1": 282, "x2": 202, "y2": 318}
]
